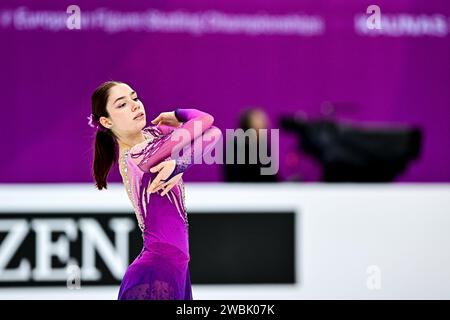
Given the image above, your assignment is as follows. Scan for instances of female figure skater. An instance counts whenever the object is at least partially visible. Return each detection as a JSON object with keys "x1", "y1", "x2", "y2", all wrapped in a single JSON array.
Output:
[{"x1": 89, "y1": 81, "x2": 221, "y2": 300}]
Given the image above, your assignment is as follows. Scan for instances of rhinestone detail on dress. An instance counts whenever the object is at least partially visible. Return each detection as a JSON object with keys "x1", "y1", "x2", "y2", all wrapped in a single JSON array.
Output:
[{"x1": 119, "y1": 133, "x2": 153, "y2": 237}]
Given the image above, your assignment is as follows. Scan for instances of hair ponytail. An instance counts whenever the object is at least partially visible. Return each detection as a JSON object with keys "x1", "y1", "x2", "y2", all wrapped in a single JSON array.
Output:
[
  {"x1": 90, "y1": 80, "x2": 124, "y2": 190},
  {"x1": 93, "y1": 129, "x2": 117, "y2": 190}
]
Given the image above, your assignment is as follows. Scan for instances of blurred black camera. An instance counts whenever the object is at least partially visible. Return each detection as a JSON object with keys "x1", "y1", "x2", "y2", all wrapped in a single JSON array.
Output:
[{"x1": 280, "y1": 116, "x2": 422, "y2": 182}]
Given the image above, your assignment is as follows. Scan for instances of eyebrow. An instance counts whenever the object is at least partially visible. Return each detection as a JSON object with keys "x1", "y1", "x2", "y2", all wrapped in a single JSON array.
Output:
[{"x1": 113, "y1": 91, "x2": 137, "y2": 105}]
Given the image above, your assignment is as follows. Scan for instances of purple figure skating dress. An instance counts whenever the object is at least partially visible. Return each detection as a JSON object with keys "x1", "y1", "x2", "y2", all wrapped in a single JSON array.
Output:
[{"x1": 117, "y1": 108, "x2": 221, "y2": 300}]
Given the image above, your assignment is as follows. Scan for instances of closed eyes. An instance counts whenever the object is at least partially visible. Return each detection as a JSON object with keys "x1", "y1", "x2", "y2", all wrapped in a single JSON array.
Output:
[{"x1": 119, "y1": 97, "x2": 140, "y2": 108}]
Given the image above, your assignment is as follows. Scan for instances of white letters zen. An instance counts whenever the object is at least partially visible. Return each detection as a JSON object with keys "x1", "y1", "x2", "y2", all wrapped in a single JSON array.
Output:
[{"x1": 0, "y1": 218, "x2": 135, "y2": 282}]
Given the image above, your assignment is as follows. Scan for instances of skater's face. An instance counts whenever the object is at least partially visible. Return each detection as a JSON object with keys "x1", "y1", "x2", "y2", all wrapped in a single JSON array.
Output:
[{"x1": 101, "y1": 83, "x2": 146, "y2": 135}]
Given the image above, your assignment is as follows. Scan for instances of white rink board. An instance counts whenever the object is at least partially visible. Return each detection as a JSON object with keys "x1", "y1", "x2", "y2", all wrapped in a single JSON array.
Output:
[{"x1": 0, "y1": 183, "x2": 449, "y2": 300}]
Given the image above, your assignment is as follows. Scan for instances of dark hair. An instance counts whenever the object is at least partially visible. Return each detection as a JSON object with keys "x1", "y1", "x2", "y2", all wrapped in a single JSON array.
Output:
[
  {"x1": 239, "y1": 107, "x2": 262, "y2": 131},
  {"x1": 91, "y1": 80, "x2": 124, "y2": 190}
]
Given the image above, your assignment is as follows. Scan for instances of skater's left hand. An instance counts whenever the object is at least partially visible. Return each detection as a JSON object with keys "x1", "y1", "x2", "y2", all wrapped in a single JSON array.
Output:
[{"x1": 151, "y1": 111, "x2": 182, "y2": 128}]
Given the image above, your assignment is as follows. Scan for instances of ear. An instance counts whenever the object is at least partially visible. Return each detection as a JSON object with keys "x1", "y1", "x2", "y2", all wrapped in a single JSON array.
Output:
[{"x1": 99, "y1": 116, "x2": 112, "y2": 128}]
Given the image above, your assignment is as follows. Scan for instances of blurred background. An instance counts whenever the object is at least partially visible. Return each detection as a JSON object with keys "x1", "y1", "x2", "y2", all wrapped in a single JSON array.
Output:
[{"x1": 0, "y1": 0, "x2": 449, "y2": 299}]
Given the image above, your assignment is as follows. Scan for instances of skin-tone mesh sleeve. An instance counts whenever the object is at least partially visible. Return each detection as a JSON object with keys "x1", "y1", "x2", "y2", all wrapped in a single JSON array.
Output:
[
  {"x1": 128, "y1": 109, "x2": 216, "y2": 174},
  {"x1": 164, "y1": 125, "x2": 222, "y2": 181}
]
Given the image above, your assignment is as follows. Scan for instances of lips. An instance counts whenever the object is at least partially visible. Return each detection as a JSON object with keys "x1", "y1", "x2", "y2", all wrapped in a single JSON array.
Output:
[{"x1": 134, "y1": 112, "x2": 144, "y2": 120}]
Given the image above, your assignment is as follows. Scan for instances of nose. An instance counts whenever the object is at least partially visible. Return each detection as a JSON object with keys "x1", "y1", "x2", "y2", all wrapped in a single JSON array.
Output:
[{"x1": 132, "y1": 102, "x2": 140, "y2": 112}]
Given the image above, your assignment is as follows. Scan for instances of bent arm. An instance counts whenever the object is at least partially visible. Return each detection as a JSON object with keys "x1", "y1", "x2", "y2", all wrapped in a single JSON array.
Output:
[
  {"x1": 129, "y1": 108, "x2": 215, "y2": 173},
  {"x1": 165, "y1": 125, "x2": 222, "y2": 181}
]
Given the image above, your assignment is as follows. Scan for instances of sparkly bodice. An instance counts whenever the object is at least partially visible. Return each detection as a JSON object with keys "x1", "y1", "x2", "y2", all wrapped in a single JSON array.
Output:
[
  {"x1": 116, "y1": 109, "x2": 220, "y2": 301},
  {"x1": 116, "y1": 109, "x2": 220, "y2": 256},
  {"x1": 119, "y1": 133, "x2": 188, "y2": 229}
]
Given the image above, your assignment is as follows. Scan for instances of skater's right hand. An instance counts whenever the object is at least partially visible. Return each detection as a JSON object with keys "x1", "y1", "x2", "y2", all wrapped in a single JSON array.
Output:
[
  {"x1": 149, "y1": 159, "x2": 176, "y2": 193},
  {"x1": 153, "y1": 173, "x2": 183, "y2": 196}
]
